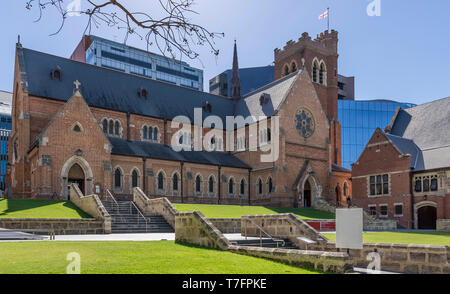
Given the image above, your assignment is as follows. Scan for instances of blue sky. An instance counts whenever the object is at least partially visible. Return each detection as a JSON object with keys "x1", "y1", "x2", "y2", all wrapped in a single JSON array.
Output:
[{"x1": 1, "y1": 0, "x2": 450, "y2": 105}]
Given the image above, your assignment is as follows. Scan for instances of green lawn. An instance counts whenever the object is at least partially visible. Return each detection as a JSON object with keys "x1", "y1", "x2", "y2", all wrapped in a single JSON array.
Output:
[
  {"x1": 173, "y1": 203, "x2": 335, "y2": 220},
  {"x1": 323, "y1": 231, "x2": 450, "y2": 246},
  {"x1": 0, "y1": 241, "x2": 319, "y2": 274},
  {"x1": 0, "y1": 199, "x2": 92, "y2": 219}
]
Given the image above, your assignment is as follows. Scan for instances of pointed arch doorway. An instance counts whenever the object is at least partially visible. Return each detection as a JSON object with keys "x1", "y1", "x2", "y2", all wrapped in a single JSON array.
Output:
[
  {"x1": 68, "y1": 163, "x2": 85, "y2": 197},
  {"x1": 61, "y1": 156, "x2": 94, "y2": 199}
]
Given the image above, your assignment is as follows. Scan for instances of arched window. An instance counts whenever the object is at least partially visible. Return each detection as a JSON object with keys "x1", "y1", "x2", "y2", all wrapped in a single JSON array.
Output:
[
  {"x1": 109, "y1": 120, "x2": 114, "y2": 135},
  {"x1": 228, "y1": 178, "x2": 234, "y2": 195},
  {"x1": 312, "y1": 60, "x2": 319, "y2": 83},
  {"x1": 173, "y1": 173, "x2": 179, "y2": 191},
  {"x1": 114, "y1": 168, "x2": 122, "y2": 189},
  {"x1": 148, "y1": 126, "x2": 153, "y2": 140},
  {"x1": 102, "y1": 119, "x2": 108, "y2": 134},
  {"x1": 195, "y1": 175, "x2": 202, "y2": 193},
  {"x1": 114, "y1": 121, "x2": 120, "y2": 136},
  {"x1": 268, "y1": 177, "x2": 273, "y2": 193},
  {"x1": 208, "y1": 176, "x2": 214, "y2": 193},
  {"x1": 319, "y1": 62, "x2": 326, "y2": 85},
  {"x1": 157, "y1": 172, "x2": 165, "y2": 190},
  {"x1": 240, "y1": 179, "x2": 245, "y2": 195},
  {"x1": 153, "y1": 127, "x2": 158, "y2": 141},
  {"x1": 283, "y1": 65, "x2": 290, "y2": 76},
  {"x1": 291, "y1": 62, "x2": 297, "y2": 73},
  {"x1": 258, "y1": 178, "x2": 263, "y2": 195},
  {"x1": 143, "y1": 126, "x2": 148, "y2": 140},
  {"x1": 131, "y1": 170, "x2": 139, "y2": 188}
]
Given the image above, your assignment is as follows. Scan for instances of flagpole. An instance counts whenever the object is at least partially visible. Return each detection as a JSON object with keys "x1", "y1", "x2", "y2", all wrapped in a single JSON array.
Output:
[{"x1": 327, "y1": 7, "x2": 330, "y2": 32}]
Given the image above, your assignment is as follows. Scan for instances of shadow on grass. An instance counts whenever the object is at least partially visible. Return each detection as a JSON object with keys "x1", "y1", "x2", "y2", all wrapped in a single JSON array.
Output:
[{"x1": 0, "y1": 198, "x2": 92, "y2": 218}]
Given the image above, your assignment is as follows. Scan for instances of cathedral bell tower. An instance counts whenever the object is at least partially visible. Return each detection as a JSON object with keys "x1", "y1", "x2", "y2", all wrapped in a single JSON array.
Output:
[{"x1": 274, "y1": 30, "x2": 342, "y2": 166}]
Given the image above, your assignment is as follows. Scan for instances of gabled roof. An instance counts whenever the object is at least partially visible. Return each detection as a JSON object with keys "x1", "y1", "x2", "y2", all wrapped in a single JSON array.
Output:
[
  {"x1": 109, "y1": 137, "x2": 250, "y2": 169},
  {"x1": 385, "y1": 133, "x2": 423, "y2": 170},
  {"x1": 388, "y1": 96, "x2": 450, "y2": 171},
  {"x1": 234, "y1": 71, "x2": 299, "y2": 123}
]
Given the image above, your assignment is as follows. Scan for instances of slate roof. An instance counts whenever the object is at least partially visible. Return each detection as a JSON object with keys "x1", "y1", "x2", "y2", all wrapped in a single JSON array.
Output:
[
  {"x1": 234, "y1": 72, "x2": 299, "y2": 123},
  {"x1": 20, "y1": 48, "x2": 234, "y2": 123},
  {"x1": 109, "y1": 137, "x2": 251, "y2": 169},
  {"x1": 20, "y1": 47, "x2": 297, "y2": 124},
  {"x1": 19, "y1": 47, "x2": 301, "y2": 169},
  {"x1": 387, "y1": 96, "x2": 450, "y2": 171}
]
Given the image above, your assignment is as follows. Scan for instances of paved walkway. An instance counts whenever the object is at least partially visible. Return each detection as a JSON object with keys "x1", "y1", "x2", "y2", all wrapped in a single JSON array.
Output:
[
  {"x1": 0, "y1": 231, "x2": 175, "y2": 242},
  {"x1": 54, "y1": 233, "x2": 175, "y2": 242}
]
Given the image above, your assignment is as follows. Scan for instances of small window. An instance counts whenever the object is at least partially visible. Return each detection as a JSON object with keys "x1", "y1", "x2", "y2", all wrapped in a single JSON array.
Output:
[
  {"x1": 380, "y1": 205, "x2": 388, "y2": 218},
  {"x1": 283, "y1": 65, "x2": 289, "y2": 76},
  {"x1": 138, "y1": 87, "x2": 148, "y2": 98},
  {"x1": 143, "y1": 126, "x2": 148, "y2": 140},
  {"x1": 312, "y1": 61, "x2": 318, "y2": 83},
  {"x1": 102, "y1": 120, "x2": 108, "y2": 134},
  {"x1": 131, "y1": 170, "x2": 139, "y2": 188},
  {"x1": 240, "y1": 179, "x2": 245, "y2": 195},
  {"x1": 195, "y1": 175, "x2": 202, "y2": 193},
  {"x1": 291, "y1": 62, "x2": 297, "y2": 73},
  {"x1": 158, "y1": 172, "x2": 165, "y2": 190},
  {"x1": 423, "y1": 178, "x2": 430, "y2": 192},
  {"x1": 369, "y1": 206, "x2": 377, "y2": 217},
  {"x1": 208, "y1": 176, "x2": 214, "y2": 193},
  {"x1": 114, "y1": 168, "x2": 122, "y2": 189},
  {"x1": 73, "y1": 124, "x2": 81, "y2": 133},
  {"x1": 173, "y1": 173, "x2": 179, "y2": 191},
  {"x1": 51, "y1": 66, "x2": 62, "y2": 81},
  {"x1": 431, "y1": 178, "x2": 438, "y2": 191},
  {"x1": 153, "y1": 127, "x2": 158, "y2": 141},
  {"x1": 228, "y1": 178, "x2": 234, "y2": 195},
  {"x1": 415, "y1": 178, "x2": 422, "y2": 192},
  {"x1": 394, "y1": 204, "x2": 403, "y2": 217},
  {"x1": 258, "y1": 179, "x2": 263, "y2": 195},
  {"x1": 268, "y1": 177, "x2": 273, "y2": 193}
]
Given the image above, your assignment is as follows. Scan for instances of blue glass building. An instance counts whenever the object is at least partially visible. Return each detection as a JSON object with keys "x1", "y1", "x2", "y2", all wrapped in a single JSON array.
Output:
[
  {"x1": 72, "y1": 35, "x2": 204, "y2": 91},
  {"x1": 339, "y1": 100, "x2": 416, "y2": 169},
  {"x1": 0, "y1": 91, "x2": 12, "y2": 192}
]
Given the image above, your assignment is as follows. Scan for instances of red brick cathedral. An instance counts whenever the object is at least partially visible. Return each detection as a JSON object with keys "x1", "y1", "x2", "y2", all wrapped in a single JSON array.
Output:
[{"x1": 6, "y1": 30, "x2": 350, "y2": 208}]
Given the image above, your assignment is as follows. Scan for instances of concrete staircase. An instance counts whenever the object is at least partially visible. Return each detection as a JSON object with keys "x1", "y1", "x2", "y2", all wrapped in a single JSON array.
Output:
[{"x1": 102, "y1": 201, "x2": 174, "y2": 234}]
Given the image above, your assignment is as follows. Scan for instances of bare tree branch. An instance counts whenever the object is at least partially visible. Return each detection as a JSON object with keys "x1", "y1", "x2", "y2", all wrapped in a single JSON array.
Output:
[{"x1": 25, "y1": 0, "x2": 224, "y2": 60}]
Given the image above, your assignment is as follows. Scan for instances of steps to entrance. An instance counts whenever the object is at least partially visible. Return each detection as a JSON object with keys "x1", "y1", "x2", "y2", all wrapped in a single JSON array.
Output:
[{"x1": 102, "y1": 201, "x2": 174, "y2": 234}]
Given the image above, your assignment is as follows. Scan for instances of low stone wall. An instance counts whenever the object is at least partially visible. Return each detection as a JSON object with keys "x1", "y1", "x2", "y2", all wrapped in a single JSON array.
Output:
[
  {"x1": 0, "y1": 218, "x2": 105, "y2": 235},
  {"x1": 228, "y1": 245, "x2": 352, "y2": 274},
  {"x1": 241, "y1": 213, "x2": 329, "y2": 245},
  {"x1": 364, "y1": 219, "x2": 397, "y2": 231},
  {"x1": 437, "y1": 219, "x2": 450, "y2": 232},
  {"x1": 209, "y1": 218, "x2": 241, "y2": 234},
  {"x1": 133, "y1": 188, "x2": 177, "y2": 228},
  {"x1": 307, "y1": 242, "x2": 450, "y2": 274},
  {"x1": 70, "y1": 184, "x2": 111, "y2": 233},
  {"x1": 175, "y1": 211, "x2": 230, "y2": 250}
]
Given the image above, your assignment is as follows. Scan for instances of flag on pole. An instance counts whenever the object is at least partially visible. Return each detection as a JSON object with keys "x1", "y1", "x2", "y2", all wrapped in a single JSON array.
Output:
[{"x1": 318, "y1": 10, "x2": 329, "y2": 20}]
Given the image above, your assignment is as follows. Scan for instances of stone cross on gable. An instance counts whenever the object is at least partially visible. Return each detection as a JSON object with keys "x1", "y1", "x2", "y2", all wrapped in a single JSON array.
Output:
[{"x1": 74, "y1": 80, "x2": 81, "y2": 89}]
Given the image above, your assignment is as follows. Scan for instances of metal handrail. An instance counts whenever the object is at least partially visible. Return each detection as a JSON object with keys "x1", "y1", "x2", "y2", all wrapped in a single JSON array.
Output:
[
  {"x1": 242, "y1": 216, "x2": 285, "y2": 248},
  {"x1": 129, "y1": 201, "x2": 148, "y2": 232}
]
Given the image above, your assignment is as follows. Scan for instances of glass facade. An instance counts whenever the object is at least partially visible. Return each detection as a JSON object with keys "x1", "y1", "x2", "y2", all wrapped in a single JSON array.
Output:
[
  {"x1": 86, "y1": 36, "x2": 204, "y2": 91},
  {"x1": 339, "y1": 100, "x2": 415, "y2": 169}
]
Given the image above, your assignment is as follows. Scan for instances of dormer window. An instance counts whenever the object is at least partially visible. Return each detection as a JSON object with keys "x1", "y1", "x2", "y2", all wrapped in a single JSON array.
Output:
[
  {"x1": 50, "y1": 66, "x2": 62, "y2": 81},
  {"x1": 138, "y1": 87, "x2": 148, "y2": 99},
  {"x1": 260, "y1": 93, "x2": 270, "y2": 105},
  {"x1": 203, "y1": 101, "x2": 212, "y2": 113}
]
